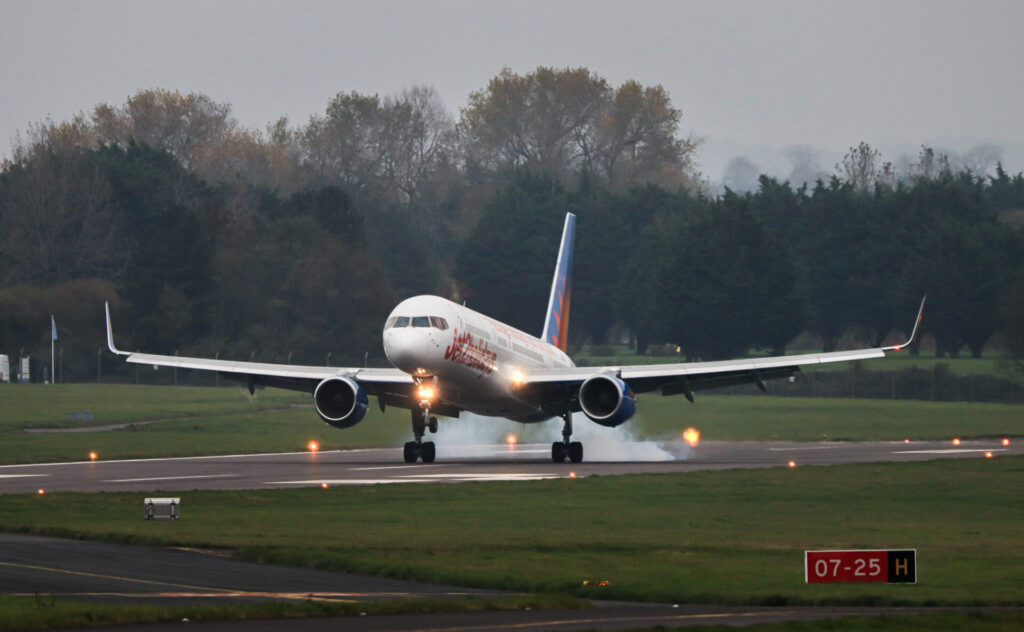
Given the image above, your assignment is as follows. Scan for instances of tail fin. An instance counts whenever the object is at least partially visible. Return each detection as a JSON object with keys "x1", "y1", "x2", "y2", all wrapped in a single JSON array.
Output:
[{"x1": 541, "y1": 213, "x2": 576, "y2": 351}]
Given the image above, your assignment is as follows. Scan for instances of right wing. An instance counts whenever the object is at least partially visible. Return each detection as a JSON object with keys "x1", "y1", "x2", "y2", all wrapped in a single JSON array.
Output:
[{"x1": 514, "y1": 296, "x2": 926, "y2": 414}]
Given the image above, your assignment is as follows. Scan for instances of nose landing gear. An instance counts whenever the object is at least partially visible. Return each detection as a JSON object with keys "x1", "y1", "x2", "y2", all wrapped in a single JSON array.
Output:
[
  {"x1": 551, "y1": 412, "x2": 583, "y2": 463},
  {"x1": 403, "y1": 407, "x2": 437, "y2": 464}
]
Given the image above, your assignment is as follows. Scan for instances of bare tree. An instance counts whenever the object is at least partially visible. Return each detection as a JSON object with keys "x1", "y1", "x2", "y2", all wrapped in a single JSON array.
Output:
[{"x1": 837, "y1": 142, "x2": 893, "y2": 189}]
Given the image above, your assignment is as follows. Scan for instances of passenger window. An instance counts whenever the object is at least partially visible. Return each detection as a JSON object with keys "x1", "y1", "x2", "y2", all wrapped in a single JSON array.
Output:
[
  {"x1": 411, "y1": 316, "x2": 430, "y2": 327},
  {"x1": 394, "y1": 316, "x2": 410, "y2": 327}
]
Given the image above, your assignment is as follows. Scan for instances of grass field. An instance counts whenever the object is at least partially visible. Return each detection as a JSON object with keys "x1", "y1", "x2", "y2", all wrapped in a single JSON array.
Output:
[
  {"x1": 1, "y1": 458, "x2": 1020, "y2": 608},
  {"x1": 1, "y1": 384, "x2": 1021, "y2": 465}
]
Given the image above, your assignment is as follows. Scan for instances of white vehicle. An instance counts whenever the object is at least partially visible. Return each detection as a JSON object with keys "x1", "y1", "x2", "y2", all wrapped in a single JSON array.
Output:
[
  {"x1": 0, "y1": 355, "x2": 9, "y2": 382},
  {"x1": 106, "y1": 214, "x2": 925, "y2": 464}
]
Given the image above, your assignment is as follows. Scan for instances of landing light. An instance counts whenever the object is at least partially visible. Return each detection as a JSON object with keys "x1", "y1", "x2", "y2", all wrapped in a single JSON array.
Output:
[
  {"x1": 417, "y1": 385, "x2": 435, "y2": 403},
  {"x1": 511, "y1": 370, "x2": 525, "y2": 387},
  {"x1": 506, "y1": 434, "x2": 517, "y2": 447},
  {"x1": 683, "y1": 428, "x2": 700, "y2": 448}
]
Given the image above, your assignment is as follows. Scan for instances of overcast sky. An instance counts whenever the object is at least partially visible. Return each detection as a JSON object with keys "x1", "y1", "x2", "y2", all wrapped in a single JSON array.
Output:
[{"x1": 2, "y1": 0, "x2": 1022, "y2": 179}]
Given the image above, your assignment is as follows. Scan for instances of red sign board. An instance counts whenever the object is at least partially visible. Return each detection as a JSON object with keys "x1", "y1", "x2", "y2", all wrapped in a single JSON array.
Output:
[{"x1": 805, "y1": 549, "x2": 916, "y2": 584}]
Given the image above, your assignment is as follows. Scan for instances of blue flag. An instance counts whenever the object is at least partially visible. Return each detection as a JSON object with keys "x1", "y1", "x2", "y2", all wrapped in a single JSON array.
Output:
[{"x1": 51, "y1": 316, "x2": 57, "y2": 341}]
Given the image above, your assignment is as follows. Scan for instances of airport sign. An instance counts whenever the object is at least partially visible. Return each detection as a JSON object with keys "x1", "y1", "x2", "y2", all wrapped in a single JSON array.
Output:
[{"x1": 805, "y1": 549, "x2": 916, "y2": 584}]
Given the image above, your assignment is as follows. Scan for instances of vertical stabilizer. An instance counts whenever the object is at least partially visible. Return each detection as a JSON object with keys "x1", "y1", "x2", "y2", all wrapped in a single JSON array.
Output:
[{"x1": 541, "y1": 213, "x2": 576, "y2": 351}]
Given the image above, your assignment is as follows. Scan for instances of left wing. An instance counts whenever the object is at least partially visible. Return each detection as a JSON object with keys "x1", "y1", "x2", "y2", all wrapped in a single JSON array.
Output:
[
  {"x1": 105, "y1": 302, "x2": 414, "y2": 402},
  {"x1": 521, "y1": 296, "x2": 926, "y2": 404}
]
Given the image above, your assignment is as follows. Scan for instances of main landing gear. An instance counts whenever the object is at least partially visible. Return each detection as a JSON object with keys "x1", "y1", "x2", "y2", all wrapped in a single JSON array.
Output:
[
  {"x1": 403, "y1": 407, "x2": 439, "y2": 464},
  {"x1": 551, "y1": 412, "x2": 583, "y2": 463}
]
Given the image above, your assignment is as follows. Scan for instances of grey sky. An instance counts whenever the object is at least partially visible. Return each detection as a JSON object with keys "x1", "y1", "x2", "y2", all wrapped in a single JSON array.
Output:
[{"x1": 3, "y1": 0, "x2": 1022, "y2": 179}]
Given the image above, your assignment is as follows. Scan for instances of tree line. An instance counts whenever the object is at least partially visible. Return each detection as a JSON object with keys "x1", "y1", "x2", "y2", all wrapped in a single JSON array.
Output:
[{"x1": 2, "y1": 67, "x2": 1024, "y2": 379}]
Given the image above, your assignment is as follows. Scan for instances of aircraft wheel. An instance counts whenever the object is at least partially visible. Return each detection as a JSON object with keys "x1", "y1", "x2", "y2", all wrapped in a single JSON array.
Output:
[
  {"x1": 551, "y1": 442, "x2": 567, "y2": 463},
  {"x1": 428, "y1": 416, "x2": 438, "y2": 433},
  {"x1": 403, "y1": 442, "x2": 419, "y2": 463},
  {"x1": 568, "y1": 441, "x2": 584, "y2": 463},
  {"x1": 420, "y1": 441, "x2": 436, "y2": 463}
]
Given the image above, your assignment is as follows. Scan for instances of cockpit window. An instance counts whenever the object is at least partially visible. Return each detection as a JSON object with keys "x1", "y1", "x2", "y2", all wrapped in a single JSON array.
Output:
[{"x1": 389, "y1": 315, "x2": 448, "y2": 329}]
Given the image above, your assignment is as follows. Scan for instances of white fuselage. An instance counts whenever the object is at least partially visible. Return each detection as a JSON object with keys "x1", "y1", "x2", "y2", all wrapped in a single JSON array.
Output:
[{"x1": 382, "y1": 295, "x2": 574, "y2": 419}]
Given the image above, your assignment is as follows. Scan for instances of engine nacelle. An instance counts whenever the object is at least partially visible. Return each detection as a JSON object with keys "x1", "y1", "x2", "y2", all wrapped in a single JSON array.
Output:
[
  {"x1": 313, "y1": 377, "x2": 369, "y2": 429},
  {"x1": 578, "y1": 374, "x2": 637, "y2": 428}
]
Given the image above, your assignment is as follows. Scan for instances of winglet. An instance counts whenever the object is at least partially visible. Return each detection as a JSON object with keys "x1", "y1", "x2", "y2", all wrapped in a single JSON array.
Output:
[
  {"x1": 882, "y1": 295, "x2": 927, "y2": 351},
  {"x1": 105, "y1": 301, "x2": 129, "y2": 356},
  {"x1": 541, "y1": 213, "x2": 576, "y2": 351}
]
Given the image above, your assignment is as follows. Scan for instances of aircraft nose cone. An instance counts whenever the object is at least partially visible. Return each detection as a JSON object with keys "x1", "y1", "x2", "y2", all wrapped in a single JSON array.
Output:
[{"x1": 384, "y1": 328, "x2": 433, "y2": 373}]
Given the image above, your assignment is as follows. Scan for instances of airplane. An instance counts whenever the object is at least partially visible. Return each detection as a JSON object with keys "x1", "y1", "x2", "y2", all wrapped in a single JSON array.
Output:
[{"x1": 105, "y1": 213, "x2": 926, "y2": 464}]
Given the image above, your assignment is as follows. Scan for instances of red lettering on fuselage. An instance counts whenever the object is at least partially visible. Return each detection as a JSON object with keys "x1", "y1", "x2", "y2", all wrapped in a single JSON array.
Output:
[{"x1": 444, "y1": 329, "x2": 497, "y2": 375}]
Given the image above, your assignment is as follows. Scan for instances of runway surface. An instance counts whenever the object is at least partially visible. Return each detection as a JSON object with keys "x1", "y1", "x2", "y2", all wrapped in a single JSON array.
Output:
[
  {"x1": 0, "y1": 533, "x2": 499, "y2": 605},
  {"x1": 2, "y1": 441, "x2": 1020, "y2": 629},
  {"x1": 0, "y1": 438, "x2": 1018, "y2": 494}
]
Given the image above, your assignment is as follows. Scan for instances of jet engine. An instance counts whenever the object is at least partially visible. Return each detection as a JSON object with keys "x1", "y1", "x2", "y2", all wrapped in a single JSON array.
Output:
[
  {"x1": 578, "y1": 374, "x2": 637, "y2": 427},
  {"x1": 313, "y1": 377, "x2": 369, "y2": 429}
]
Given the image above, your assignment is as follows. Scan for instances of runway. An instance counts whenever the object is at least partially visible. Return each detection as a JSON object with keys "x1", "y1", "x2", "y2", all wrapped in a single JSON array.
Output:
[{"x1": 0, "y1": 438, "x2": 1017, "y2": 494}]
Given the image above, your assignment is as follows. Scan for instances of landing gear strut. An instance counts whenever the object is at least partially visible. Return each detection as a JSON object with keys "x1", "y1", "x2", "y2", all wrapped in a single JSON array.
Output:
[
  {"x1": 403, "y1": 405, "x2": 437, "y2": 464},
  {"x1": 551, "y1": 412, "x2": 583, "y2": 463}
]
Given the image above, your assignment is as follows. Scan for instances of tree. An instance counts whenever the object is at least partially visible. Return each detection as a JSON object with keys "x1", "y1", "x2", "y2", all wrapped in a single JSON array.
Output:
[
  {"x1": 836, "y1": 142, "x2": 894, "y2": 190},
  {"x1": 454, "y1": 171, "x2": 568, "y2": 334},
  {"x1": 721, "y1": 156, "x2": 760, "y2": 192},
  {"x1": 656, "y1": 195, "x2": 808, "y2": 359},
  {"x1": 460, "y1": 67, "x2": 698, "y2": 189},
  {"x1": 784, "y1": 144, "x2": 826, "y2": 188},
  {"x1": 0, "y1": 137, "x2": 122, "y2": 286},
  {"x1": 92, "y1": 89, "x2": 237, "y2": 177}
]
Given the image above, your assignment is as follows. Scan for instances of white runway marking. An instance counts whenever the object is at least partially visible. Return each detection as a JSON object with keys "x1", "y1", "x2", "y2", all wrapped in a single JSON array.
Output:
[
  {"x1": 350, "y1": 465, "x2": 447, "y2": 471},
  {"x1": 106, "y1": 474, "x2": 238, "y2": 483},
  {"x1": 397, "y1": 473, "x2": 558, "y2": 480},
  {"x1": 265, "y1": 473, "x2": 563, "y2": 486},
  {"x1": 0, "y1": 474, "x2": 47, "y2": 479},
  {"x1": 265, "y1": 479, "x2": 428, "y2": 486},
  {"x1": 892, "y1": 449, "x2": 1007, "y2": 455}
]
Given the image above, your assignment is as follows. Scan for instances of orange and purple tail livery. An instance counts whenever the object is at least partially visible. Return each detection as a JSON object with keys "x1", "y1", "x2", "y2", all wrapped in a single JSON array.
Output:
[{"x1": 542, "y1": 213, "x2": 576, "y2": 351}]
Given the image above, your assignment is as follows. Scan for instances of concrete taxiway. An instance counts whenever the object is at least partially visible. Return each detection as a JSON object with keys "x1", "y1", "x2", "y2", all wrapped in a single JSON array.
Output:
[
  {"x1": 0, "y1": 439, "x2": 1017, "y2": 494},
  {"x1": 5, "y1": 534, "x2": 1016, "y2": 631}
]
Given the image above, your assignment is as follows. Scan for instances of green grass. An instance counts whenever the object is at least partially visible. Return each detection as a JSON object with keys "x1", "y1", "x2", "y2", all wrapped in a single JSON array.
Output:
[
  {"x1": 1, "y1": 458, "x2": 1021, "y2": 607},
  {"x1": 693, "y1": 612, "x2": 1024, "y2": 632},
  {"x1": 1, "y1": 385, "x2": 1020, "y2": 465},
  {"x1": 0, "y1": 594, "x2": 587, "y2": 631}
]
